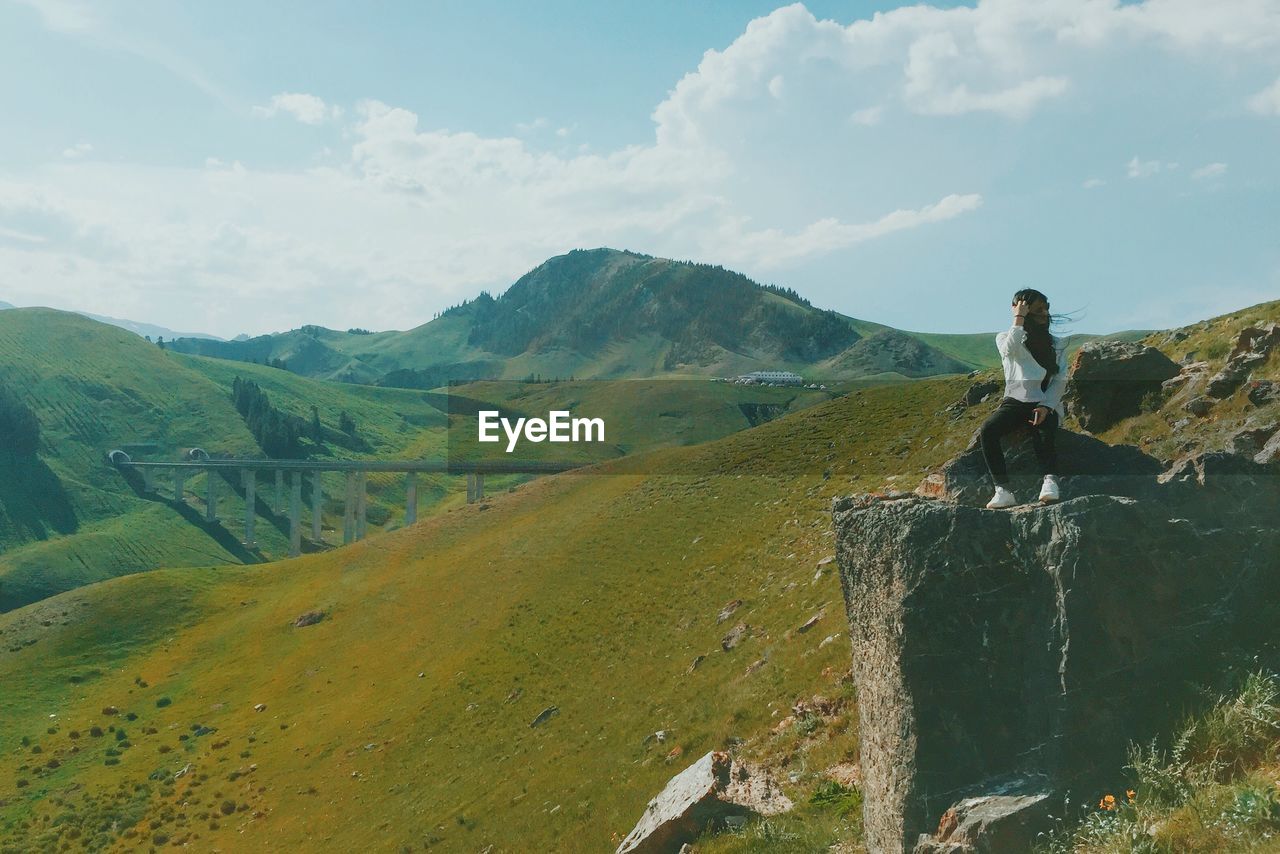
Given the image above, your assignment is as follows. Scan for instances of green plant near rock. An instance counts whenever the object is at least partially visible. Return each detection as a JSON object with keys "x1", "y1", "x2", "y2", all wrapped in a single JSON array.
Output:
[
  {"x1": 810, "y1": 779, "x2": 862, "y2": 816},
  {"x1": 1034, "y1": 670, "x2": 1280, "y2": 853}
]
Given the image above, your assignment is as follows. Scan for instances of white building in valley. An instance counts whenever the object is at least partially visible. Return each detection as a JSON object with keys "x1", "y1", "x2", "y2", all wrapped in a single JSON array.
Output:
[{"x1": 736, "y1": 370, "x2": 804, "y2": 386}]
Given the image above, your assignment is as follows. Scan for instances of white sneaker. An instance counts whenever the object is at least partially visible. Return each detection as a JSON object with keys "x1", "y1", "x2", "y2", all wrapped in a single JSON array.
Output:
[
  {"x1": 1038, "y1": 475, "x2": 1060, "y2": 504},
  {"x1": 985, "y1": 486, "x2": 1018, "y2": 509}
]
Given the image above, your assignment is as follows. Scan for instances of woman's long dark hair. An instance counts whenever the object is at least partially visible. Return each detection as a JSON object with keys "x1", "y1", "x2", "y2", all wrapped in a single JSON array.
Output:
[{"x1": 1013, "y1": 287, "x2": 1060, "y2": 391}]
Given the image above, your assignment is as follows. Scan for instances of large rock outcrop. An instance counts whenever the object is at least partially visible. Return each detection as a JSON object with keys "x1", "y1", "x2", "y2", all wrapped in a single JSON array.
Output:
[
  {"x1": 616, "y1": 750, "x2": 793, "y2": 853},
  {"x1": 915, "y1": 427, "x2": 1162, "y2": 506},
  {"x1": 1064, "y1": 341, "x2": 1180, "y2": 432},
  {"x1": 1205, "y1": 322, "x2": 1280, "y2": 399},
  {"x1": 834, "y1": 447, "x2": 1280, "y2": 853}
]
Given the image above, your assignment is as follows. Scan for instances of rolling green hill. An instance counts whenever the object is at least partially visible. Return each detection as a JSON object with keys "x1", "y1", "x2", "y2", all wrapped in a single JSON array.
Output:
[
  {"x1": 0, "y1": 309, "x2": 461, "y2": 613},
  {"x1": 168, "y1": 248, "x2": 992, "y2": 385},
  {"x1": 0, "y1": 370, "x2": 982, "y2": 853},
  {"x1": 3, "y1": 298, "x2": 1270, "y2": 852},
  {"x1": 0, "y1": 309, "x2": 845, "y2": 614}
]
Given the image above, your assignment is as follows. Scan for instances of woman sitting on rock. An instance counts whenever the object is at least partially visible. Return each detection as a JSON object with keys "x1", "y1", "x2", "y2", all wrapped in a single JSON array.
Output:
[{"x1": 982, "y1": 288, "x2": 1068, "y2": 509}]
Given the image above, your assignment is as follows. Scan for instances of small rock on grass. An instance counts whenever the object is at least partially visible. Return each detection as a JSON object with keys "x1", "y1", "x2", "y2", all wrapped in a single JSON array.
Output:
[
  {"x1": 292, "y1": 610, "x2": 325, "y2": 628},
  {"x1": 530, "y1": 706, "x2": 559, "y2": 728}
]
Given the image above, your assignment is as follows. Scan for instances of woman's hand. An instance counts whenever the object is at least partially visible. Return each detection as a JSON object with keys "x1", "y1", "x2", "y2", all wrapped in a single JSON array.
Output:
[
  {"x1": 1012, "y1": 299, "x2": 1030, "y2": 325},
  {"x1": 1029, "y1": 405, "x2": 1051, "y2": 426}
]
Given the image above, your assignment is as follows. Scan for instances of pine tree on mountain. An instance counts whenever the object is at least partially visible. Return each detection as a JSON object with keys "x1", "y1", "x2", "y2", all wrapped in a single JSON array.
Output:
[{"x1": 0, "y1": 386, "x2": 40, "y2": 461}]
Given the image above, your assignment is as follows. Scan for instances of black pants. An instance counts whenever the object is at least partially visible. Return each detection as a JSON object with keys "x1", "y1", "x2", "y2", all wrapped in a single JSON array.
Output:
[{"x1": 980, "y1": 397, "x2": 1059, "y2": 486}]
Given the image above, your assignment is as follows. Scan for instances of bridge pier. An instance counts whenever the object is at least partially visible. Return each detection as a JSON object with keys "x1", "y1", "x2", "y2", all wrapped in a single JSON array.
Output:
[
  {"x1": 289, "y1": 471, "x2": 302, "y2": 557},
  {"x1": 242, "y1": 469, "x2": 256, "y2": 547},
  {"x1": 466, "y1": 472, "x2": 485, "y2": 503},
  {"x1": 312, "y1": 472, "x2": 323, "y2": 542},
  {"x1": 356, "y1": 471, "x2": 367, "y2": 540},
  {"x1": 205, "y1": 469, "x2": 217, "y2": 522},
  {"x1": 343, "y1": 471, "x2": 356, "y2": 544},
  {"x1": 115, "y1": 458, "x2": 577, "y2": 554},
  {"x1": 405, "y1": 471, "x2": 417, "y2": 525}
]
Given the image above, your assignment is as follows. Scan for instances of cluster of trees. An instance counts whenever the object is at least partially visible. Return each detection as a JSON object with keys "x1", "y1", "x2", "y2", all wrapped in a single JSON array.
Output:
[
  {"x1": 438, "y1": 290, "x2": 495, "y2": 320},
  {"x1": 758, "y1": 304, "x2": 858, "y2": 362},
  {"x1": 346, "y1": 328, "x2": 373, "y2": 335},
  {"x1": 518, "y1": 374, "x2": 575, "y2": 383},
  {"x1": 231, "y1": 357, "x2": 288, "y2": 369},
  {"x1": 0, "y1": 385, "x2": 40, "y2": 460},
  {"x1": 433, "y1": 248, "x2": 847, "y2": 368},
  {"x1": 759, "y1": 283, "x2": 811, "y2": 307},
  {"x1": 378, "y1": 360, "x2": 503, "y2": 390},
  {"x1": 231, "y1": 377, "x2": 306, "y2": 458}
]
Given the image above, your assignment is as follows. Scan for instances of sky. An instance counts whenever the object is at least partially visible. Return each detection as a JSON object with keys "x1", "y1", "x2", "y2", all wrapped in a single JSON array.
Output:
[{"x1": 1, "y1": 0, "x2": 1278, "y2": 339}]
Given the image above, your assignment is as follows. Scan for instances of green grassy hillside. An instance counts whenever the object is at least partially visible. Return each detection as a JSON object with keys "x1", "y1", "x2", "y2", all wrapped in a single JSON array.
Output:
[
  {"x1": 3, "y1": 300, "x2": 1267, "y2": 853},
  {"x1": 0, "y1": 308, "x2": 486, "y2": 613},
  {"x1": 1085, "y1": 299, "x2": 1280, "y2": 459},
  {"x1": 0, "y1": 371, "x2": 981, "y2": 853},
  {"x1": 169, "y1": 248, "x2": 996, "y2": 385},
  {"x1": 0, "y1": 309, "x2": 263, "y2": 613},
  {"x1": 0, "y1": 309, "x2": 844, "y2": 614},
  {"x1": 165, "y1": 249, "x2": 1154, "y2": 392}
]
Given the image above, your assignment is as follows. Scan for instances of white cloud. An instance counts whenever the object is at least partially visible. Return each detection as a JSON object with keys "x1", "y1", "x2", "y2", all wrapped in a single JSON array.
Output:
[
  {"x1": 1191, "y1": 162, "x2": 1227, "y2": 180},
  {"x1": 253, "y1": 93, "x2": 342, "y2": 125},
  {"x1": 901, "y1": 30, "x2": 1070, "y2": 118},
  {"x1": 515, "y1": 117, "x2": 549, "y2": 133},
  {"x1": 8, "y1": 0, "x2": 1280, "y2": 335},
  {"x1": 913, "y1": 75, "x2": 1070, "y2": 118},
  {"x1": 1127, "y1": 156, "x2": 1166, "y2": 178},
  {"x1": 10, "y1": 0, "x2": 95, "y2": 33},
  {"x1": 0, "y1": 82, "x2": 982, "y2": 335},
  {"x1": 849, "y1": 105, "x2": 883, "y2": 126},
  {"x1": 632, "y1": 0, "x2": 1280, "y2": 192},
  {"x1": 0, "y1": 225, "x2": 49, "y2": 245},
  {"x1": 15, "y1": 0, "x2": 233, "y2": 107},
  {"x1": 1249, "y1": 77, "x2": 1280, "y2": 115},
  {"x1": 712, "y1": 193, "x2": 983, "y2": 269},
  {"x1": 1082, "y1": 177, "x2": 1105, "y2": 189},
  {"x1": 61, "y1": 142, "x2": 92, "y2": 159}
]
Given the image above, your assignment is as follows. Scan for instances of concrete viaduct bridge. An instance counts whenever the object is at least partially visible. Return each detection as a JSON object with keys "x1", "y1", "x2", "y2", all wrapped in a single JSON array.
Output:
[{"x1": 108, "y1": 449, "x2": 580, "y2": 557}]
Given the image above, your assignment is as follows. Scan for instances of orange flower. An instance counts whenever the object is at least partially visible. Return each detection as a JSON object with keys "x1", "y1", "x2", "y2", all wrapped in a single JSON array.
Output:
[
  {"x1": 1126, "y1": 789, "x2": 1136, "y2": 802},
  {"x1": 1098, "y1": 794, "x2": 1117, "y2": 810}
]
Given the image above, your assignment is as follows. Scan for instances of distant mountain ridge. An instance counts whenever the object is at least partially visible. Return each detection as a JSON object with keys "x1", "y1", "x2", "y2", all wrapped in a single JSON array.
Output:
[
  {"x1": 167, "y1": 247, "x2": 992, "y2": 385},
  {"x1": 0, "y1": 300, "x2": 221, "y2": 342}
]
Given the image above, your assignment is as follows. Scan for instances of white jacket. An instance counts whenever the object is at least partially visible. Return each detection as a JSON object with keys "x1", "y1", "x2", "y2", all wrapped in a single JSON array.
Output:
[{"x1": 995, "y1": 324, "x2": 1068, "y2": 418}]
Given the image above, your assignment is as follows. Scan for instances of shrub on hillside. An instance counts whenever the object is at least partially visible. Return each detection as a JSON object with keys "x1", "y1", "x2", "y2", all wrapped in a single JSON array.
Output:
[
  {"x1": 231, "y1": 377, "x2": 305, "y2": 458},
  {"x1": 0, "y1": 385, "x2": 40, "y2": 460},
  {"x1": 1034, "y1": 670, "x2": 1280, "y2": 853}
]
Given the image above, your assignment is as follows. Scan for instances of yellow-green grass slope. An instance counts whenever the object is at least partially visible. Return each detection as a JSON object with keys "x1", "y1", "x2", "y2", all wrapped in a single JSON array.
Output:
[
  {"x1": 1, "y1": 309, "x2": 832, "y2": 614},
  {"x1": 0, "y1": 373, "x2": 983, "y2": 853},
  {"x1": 439, "y1": 377, "x2": 833, "y2": 466},
  {"x1": 1032, "y1": 670, "x2": 1280, "y2": 854},
  {"x1": 1087, "y1": 298, "x2": 1280, "y2": 458},
  {"x1": 0, "y1": 309, "x2": 456, "y2": 613},
  {"x1": 3, "y1": 300, "x2": 1261, "y2": 853}
]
